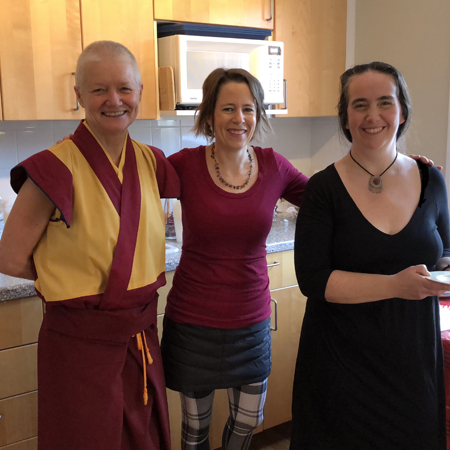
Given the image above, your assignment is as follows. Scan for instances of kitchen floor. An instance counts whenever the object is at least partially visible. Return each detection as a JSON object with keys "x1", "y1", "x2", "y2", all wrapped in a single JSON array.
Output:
[{"x1": 248, "y1": 421, "x2": 292, "y2": 450}]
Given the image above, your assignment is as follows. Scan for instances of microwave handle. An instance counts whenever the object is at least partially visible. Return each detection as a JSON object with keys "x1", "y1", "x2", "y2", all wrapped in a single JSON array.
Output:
[
  {"x1": 266, "y1": 0, "x2": 274, "y2": 21},
  {"x1": 283, "y1": 79, "x2": 288, "y2": 110}
]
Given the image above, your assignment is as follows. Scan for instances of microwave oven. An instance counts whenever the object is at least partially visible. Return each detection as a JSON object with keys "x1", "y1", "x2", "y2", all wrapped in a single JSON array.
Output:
[{"x1": 158, "y1": 35, "x2": 284, "y2": 108}]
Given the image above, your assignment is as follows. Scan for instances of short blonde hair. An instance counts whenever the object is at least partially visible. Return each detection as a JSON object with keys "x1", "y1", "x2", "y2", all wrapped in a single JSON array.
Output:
[{"x1": 75, "y1": 40, "x2": 141, "y2": 90}]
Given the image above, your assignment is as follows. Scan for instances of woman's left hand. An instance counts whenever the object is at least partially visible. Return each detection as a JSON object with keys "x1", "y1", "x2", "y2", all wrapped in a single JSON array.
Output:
[{"x1": 408, "y1": 154, "x2": 443, "y2": 171}]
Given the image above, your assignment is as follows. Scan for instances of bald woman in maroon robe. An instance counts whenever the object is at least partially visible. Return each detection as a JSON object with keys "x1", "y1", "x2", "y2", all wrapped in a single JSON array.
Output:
[{"x1": 0, "y1": 41, "x2": 179, "y2": 450}]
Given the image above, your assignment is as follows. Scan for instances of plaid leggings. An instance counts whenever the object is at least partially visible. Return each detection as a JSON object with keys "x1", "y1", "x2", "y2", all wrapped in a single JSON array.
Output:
[{"x1": 179, "y1": 379, "x2": 268, "y2": 450}]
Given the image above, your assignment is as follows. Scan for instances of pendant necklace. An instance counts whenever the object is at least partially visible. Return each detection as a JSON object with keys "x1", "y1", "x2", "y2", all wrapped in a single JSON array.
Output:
[
  {"x1": 349, "y1": 150, "x2": 398, "y2": 194},
  {"x1": 210, "y1": 143, "x2": 253, "y2": 190}
]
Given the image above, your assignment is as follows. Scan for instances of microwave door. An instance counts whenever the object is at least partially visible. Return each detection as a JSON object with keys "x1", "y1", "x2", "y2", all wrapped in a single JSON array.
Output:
[{"x1": 181, "y1": 51, "x2": 249, "y2": 105}]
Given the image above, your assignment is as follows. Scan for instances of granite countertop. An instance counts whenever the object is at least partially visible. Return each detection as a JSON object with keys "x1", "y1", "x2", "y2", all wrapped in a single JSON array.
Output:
[{"x1": 0, "y1": 215, "x2": 296, "y2": 302}]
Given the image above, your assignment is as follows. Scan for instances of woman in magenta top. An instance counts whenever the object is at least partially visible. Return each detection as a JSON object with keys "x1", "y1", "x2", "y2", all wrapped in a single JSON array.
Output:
[{"x1": 160, "y1": 68, "x2": 308, "y2": 450}]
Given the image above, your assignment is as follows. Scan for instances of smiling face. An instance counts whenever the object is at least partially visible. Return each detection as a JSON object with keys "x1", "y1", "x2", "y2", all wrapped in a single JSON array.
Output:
[
  {"x1": 75, "y1": 57, "x2": 142, "y2": 142},
  {"x1": 208, "y1": 81, "x2": 257, "y2": 152},
  {"x1": 346, "y1": 71, "x2": 405, "y2": 153}
]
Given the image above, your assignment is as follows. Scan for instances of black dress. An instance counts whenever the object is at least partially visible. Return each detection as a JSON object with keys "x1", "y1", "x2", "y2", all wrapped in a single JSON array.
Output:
[{"x1": 291, "y1": 162, "x2": 448, "y2": 450}]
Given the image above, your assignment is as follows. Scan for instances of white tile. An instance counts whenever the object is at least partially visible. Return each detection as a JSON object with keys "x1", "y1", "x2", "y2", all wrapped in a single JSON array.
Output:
[
  {"x1": 152, "y1": 119, "x2": 181, "y2": 127},
  {"x1": 0, "y1": 171, "x2": 17, "y2": 204},
  {"x1": 128, "y1": 120, "x2": 152, "y2": 145},
  {"x1": 151, "y1": 127, "x2": 181, "y2": 157},
  {"x1": 310, "y1": 117, "x2": 349, "y2": 174},
  {"x1": 254, "y1": 117, "x2": 313, "y2": 160},
  {"x1": 52, "y1": 120, "x2": 81, "y2": 143},
  {"x1": 0, "y1": 122, "x2": 18, "y2": 170},
  {"x1": 180, "y1": 126, "x2": 208, "y2": 151},
  {"x1": 16, "y1": 121, "x2": 54, "y2": 161}
]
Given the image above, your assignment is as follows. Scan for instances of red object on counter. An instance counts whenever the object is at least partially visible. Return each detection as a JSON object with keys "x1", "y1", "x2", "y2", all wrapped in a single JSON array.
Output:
[{"x1": 440, "y1": 299, "x2": 450, "y2": 448}]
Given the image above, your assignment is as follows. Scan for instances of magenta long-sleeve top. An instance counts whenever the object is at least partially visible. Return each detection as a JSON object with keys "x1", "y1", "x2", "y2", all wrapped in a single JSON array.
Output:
[{"x1": 166, "y1": 146, "x2": 308, "y2": 329}]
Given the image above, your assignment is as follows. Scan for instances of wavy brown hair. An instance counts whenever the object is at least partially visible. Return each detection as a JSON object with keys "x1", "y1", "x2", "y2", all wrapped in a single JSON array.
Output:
[{"x1": 192, "y1": 68, "x2": 271, "y2": 142}]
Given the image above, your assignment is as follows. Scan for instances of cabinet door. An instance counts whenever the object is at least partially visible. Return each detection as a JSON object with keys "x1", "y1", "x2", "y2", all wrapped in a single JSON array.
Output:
[
  {"x1": 0, "y1": 392, "x2": 38, "y2": 447},
  {"x1": 0, "y1": 344, "x2": 38, "y2": 400},
  {"x1": 0, "y1": 297, "x2": 43, "y2": 351},
  {"x1": 274, "y1": 0, "x2": 347, "y2": 117},
  {"x1": 267, "y1": 250, "x2": 297, "y2": 290},
  {"x1": 154, "y1": 0, "x2": 273, "y2": 30},
  {"x1": 81, "y1": 0, "x2": 158, "y2": 120},
  {"x1": 0, "y1": 437, "x2": 37, "y2": 450},
  {"x1": 264, "y1": 286, "x2": 306, "y2": 429},
  {"x1": 0, "y1": 0, "x2": 84, "y2": 120}
]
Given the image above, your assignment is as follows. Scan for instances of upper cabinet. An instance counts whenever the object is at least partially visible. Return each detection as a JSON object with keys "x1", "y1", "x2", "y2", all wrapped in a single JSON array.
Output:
[
  {"x1": 0, "y1": 0, "x2": 345, "y2": 120},
  {"x1": 0, "y1": 0, "x2": 84, "y2": 121},
  {"x1": 154, "y1": 0, "x2": 274, "y2": 30},
  {"x1": 274, "y1": 0, "x2": 347, "y2": 117},
  {"x1": 80, "y1": 0, "x2": 158, "y2": 120},
  {"x1": 0, "y1": 0, "x2": 159, "y2": 121}
]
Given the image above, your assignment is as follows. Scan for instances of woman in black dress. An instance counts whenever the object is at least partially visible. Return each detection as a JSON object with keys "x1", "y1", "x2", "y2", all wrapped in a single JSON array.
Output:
[{"x1": 291, "y1": 61, "x2": 450, "y2": 449}]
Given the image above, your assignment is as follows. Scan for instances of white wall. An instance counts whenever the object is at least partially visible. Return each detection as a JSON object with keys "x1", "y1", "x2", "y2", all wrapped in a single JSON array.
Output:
[{"x1": 354, "y1": 0, "x2": 450, "y2": 174}]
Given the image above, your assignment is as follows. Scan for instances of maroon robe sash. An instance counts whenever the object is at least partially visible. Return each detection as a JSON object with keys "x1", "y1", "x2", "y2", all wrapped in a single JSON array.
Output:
[{"x1": 71, "y1": 123, "x2": 142, "y2": 310}]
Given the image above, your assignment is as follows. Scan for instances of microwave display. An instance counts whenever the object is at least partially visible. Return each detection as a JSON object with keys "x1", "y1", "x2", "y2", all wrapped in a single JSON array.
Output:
[{"x1": 268, "y1": 46, "x2": 282, "y2": 56}]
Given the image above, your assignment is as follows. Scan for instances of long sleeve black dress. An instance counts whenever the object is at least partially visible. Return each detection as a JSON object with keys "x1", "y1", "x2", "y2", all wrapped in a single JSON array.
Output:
[{"x1": 291, "y1": 161, "x2": 449, "y2": 449}]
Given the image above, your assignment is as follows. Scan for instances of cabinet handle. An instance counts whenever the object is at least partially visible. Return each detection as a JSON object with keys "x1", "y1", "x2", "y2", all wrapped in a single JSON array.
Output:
[
  {"x1": 270, "y1": 297, "x2": 278, "y2": 331},
  {"x1": 283, "y1": 79, "x2": 288, "y2": 110},
  {"x1": 266, "y1": 0, "x2": 274, "y2": 22},
  {"x1": 72, "y1": 72, "x2": 80, "y2": 111},
  {"x1": 267, "y1": 261, "x2": 280, "y2": 268}
]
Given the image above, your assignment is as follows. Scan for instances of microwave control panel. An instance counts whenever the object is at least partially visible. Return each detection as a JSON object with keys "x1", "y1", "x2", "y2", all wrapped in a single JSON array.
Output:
[
  {"x1": 266, "y1": 45, "x2": 283, "y2": 104},
  {"x1": 249, "y1": 43, "x2": 284, "y2": 105}
]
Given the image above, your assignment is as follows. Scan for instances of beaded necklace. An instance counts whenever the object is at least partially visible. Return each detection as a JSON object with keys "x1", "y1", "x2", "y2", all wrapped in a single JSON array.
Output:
[{"x1": 210, "y1": 143, "x2": 253, "y2": 190}]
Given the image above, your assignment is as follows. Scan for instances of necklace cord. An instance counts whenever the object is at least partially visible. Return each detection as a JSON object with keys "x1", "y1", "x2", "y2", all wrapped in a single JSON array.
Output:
[
  {"x1": 349, "y1": 150, "x2": 398, "y2": 177},
  {"x1": 349, "y1": 150, "x2": 398, "y2": 194}
]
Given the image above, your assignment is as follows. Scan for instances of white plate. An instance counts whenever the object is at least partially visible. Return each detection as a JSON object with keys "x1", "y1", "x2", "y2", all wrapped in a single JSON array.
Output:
[{"x1": 424, "y1": 271, "x2": 450, "y2": 286}]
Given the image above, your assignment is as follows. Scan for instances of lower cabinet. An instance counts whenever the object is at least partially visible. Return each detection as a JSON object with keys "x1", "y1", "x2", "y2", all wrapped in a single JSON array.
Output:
[
  {"x1": 265, "y1": 286, "x2": 306, "y2": 428},
  {"x1": 158, "y1": 250, "x2": 306, "y2": 450},
  {"x1": 0, "y1": 296, "x2": 42, "y2": 450}
]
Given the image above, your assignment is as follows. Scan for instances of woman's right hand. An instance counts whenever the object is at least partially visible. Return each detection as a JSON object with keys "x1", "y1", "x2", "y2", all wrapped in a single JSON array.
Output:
[
  {"x1": 391, "y1": 265, "x2": 449, "y2": 299},
  {"x1": 56, "y1": 134, "x2": 73, "y2": 145}
]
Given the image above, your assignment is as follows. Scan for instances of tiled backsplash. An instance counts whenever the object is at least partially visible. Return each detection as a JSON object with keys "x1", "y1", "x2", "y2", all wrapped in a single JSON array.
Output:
[{"x1": 0, "y1": 116, "x2": 344, "y2": 203}]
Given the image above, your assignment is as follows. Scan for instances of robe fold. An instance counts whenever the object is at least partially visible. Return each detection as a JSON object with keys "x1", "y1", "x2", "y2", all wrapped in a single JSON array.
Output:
[{"x1": 10, "y1": 121, "x2": 180, "y2": 450}]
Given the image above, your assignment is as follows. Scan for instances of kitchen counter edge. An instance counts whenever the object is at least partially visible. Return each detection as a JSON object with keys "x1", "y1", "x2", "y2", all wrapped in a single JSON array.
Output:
[{"x1": 0, "y1": 219, "x2": 296, "y2": 302}]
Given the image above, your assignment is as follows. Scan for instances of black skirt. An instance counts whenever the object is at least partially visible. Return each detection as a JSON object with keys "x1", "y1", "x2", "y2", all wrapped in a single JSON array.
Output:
[{"x1": 161, "y1": 317, "x2": 271, "y2": 392}]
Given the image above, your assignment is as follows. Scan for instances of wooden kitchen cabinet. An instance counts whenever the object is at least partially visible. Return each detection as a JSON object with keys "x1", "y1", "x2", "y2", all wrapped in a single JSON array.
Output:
[
  {"x1": 80, "y1": 0, "x2": 159, "y2": 120},
  {"x1": 273, "y1": 0, "x2": 347, "y2": 117},
  {"x1": 0, "y1": 0, "x2": 84, "y2": 121},
  {"x1": 154, "y1": 0, "x2": 274, "y2": 30},
  {"x1": 0, "y1": 0, "x2": 159, "y2": 121},
  {"x1": 265, "y1": 285, "x2": 305, "y2": 428},
  {"x1": 0, "y1": 393, "x2": 38, "y2": 448},
  {"x1": 0, "y1": 438, "x2": 37, "y2": 450},
  {"x1": 0, "y1": 296, "x2": 42, "y2": 450},
  {"x1": 265, "y1": 250, "x2": 305, "y2": 428}
]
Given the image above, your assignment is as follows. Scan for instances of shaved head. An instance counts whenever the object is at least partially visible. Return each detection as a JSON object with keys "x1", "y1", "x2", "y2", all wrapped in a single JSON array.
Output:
[{"x1": 75, "y1": 40, "x2": 141, "y2": 91}]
